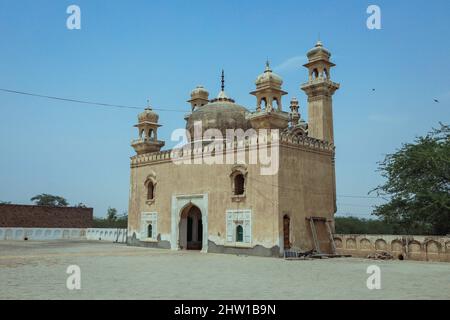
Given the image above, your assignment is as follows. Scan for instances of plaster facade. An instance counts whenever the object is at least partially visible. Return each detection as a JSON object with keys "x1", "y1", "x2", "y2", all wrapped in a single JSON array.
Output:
[{"x1": 128, "y1": 41, "x2": 339, "y2": 257}]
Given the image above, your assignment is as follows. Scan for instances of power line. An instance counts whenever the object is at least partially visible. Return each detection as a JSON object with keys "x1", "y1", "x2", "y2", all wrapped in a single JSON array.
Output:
[
  {"x1": 0, "y1": 89, "x2": 392, "y2": 202},
  {"x1": 1, "y1": 87, "x2": 280, "y2": 114},
  {"x1": 335, "y1": 213, "x2": 378, "y2": 218},
  {"x1": 337, "y1": 194, "x2": 383, "y2": 199},
  {"x1": 0, "y1": 88, "x2": 185, "y2": 113},
  {"x1": 337, "y1": 203, "x2": 378, "y2": 208},
  {"x1": 247, "y1": 175, "x2": 385, "y2": 200}
]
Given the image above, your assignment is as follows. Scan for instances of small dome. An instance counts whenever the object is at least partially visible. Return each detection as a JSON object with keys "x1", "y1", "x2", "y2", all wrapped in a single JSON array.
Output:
[
  {"x1": 138, "y1": 107, "x2": 159, "y2": 123},
  {"x1": 255, "y1": 62, "x2": 283, "y2": 86},
  {"x1": 307, "y1": 40, "x2": 331, "y2": 60},
  {"x1": 190, "y1": 86, "x2": 209, "y2": 98}
]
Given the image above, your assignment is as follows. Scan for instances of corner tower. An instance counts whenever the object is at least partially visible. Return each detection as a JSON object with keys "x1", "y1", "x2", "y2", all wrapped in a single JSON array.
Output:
[
  {"x1": 301, "y1": 41, "x2": 340, "y2": 143},
  {"x1": 246, "y1": 61, "x2": 289, "y2": 129},
  {"x1": 187, "y1": 86, "x2": 209, "y2": 111},
  {"x1": 131, "y1": 101, "x2": 165, "y2": 155}
]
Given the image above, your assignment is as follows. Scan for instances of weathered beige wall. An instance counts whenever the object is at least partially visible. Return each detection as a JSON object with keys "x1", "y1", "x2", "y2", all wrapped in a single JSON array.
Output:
[
  {"x1": 128, "y1": 136, "x2": 336, "y2": 255},
  {"x1": 334, "y1": 234, "x2": 450, "y2": 262},
  {"x1": 278, "y1": 143, "x2": 335, "y2": 251},
  {"x1": 128, "y1": 149, "x2": 280, "y2": 250},
  {"x1": 307, "y1": 95, "x2": 334, "y2": 143}
]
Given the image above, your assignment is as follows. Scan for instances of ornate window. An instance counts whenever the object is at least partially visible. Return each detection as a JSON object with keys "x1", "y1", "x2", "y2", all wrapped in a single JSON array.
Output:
[
  {"x1": 234, "y1": 174, "x2": 245, "y2": 195},
  {"x1": 230, "y1": 165, "x2": 247, "y2": 201},
  {"x1": 141, "y1": 212, "x2": 157, "y2": 241},
  {"x1": 226, "y1": 209, "x2": 251, "y2": 245},
  {"x1": 144, "y1": 172, "x2": 157, "y2": 204}
]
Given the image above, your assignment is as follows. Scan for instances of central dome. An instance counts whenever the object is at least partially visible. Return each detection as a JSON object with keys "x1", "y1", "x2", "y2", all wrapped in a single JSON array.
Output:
[{"x1": 185, "y1": 98, "x2": 251, "y2": 139}]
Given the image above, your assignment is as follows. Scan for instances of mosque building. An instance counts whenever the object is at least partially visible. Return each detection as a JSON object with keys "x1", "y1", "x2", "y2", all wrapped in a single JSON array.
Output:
[{"x1": 127, "y1": 41, "x2": 340, "y2": 256}]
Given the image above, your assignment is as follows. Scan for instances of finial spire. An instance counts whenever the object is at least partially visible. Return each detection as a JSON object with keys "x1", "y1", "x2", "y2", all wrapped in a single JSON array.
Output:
[
  {"x1": 146, "y1": 98, "x2": 152, "y2": 110},
  {"x1": 221, "y1": 69, "x2": 225, "y2": 92},
  {"x1": 316, "y1": 33, "x2": 323, "y2": 47},
  {"x1": 265, "y1": 59, "x2": 272, "y2": 72}
]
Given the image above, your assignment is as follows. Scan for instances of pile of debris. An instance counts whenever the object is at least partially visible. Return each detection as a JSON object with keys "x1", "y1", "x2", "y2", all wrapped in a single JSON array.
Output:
[
  {"x1": 367, "y1": 251, "x2": 394, "y2": 260},
  {"x1": 284, "y1": 248, "x2": 351, "y2": 260},
  {"x1": 284, "y1": 248, "x2": 316, "y2": 260}
]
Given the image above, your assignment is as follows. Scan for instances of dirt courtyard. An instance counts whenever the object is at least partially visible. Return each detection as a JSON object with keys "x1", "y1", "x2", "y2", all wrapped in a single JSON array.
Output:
[{"x1": 0, "y1": 240, "x2": 449, "y2": 300}]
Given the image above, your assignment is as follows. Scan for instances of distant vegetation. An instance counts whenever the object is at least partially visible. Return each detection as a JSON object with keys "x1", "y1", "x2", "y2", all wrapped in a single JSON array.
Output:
[
  {"x1": 8, "y1": 195, "x2": 127, "y2": 229},
  {"x1": 335, "y1": 215, "x2": 443, "y2": 236},
  {"x1": 370, "y1": 123, "x2": 450, "y2": 235},
  {"x1": 335, "y1": 217, "x2": 397, "y2": 235},
  {"x1": 92, "y1": 207, "x2": 127, "y2": 228},
  {"x1": 30, "y1": 194, "x2": 69, "y2": 207}
]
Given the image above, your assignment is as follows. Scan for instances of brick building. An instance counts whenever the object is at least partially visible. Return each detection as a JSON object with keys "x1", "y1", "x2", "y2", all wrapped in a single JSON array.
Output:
[{"x1": 0, "y1": 204, "x2": 93, "y2": 228}]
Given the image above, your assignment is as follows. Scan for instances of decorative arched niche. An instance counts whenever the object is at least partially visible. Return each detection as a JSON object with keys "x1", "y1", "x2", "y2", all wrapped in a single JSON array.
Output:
[
  {"x1": 144, "y1": 171, "x2": 157, "y2": 205},
  {"x1": 230, "y1": 164, "x2": 248, "y2": 202}
]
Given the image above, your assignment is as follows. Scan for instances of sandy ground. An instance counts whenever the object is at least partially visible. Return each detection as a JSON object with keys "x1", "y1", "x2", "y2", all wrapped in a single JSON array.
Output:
[{"x1": 0, "y1": 240, "x2": 449, "y2": 300}]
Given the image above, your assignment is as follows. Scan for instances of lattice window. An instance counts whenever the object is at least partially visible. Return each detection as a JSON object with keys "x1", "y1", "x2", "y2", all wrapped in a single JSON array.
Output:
[
  {"x1": 141, "y1": 212, "x2": 157, "y2": 240},
  {"x1": 226, "y1": 210, "x2": 251, "y2": 244}
]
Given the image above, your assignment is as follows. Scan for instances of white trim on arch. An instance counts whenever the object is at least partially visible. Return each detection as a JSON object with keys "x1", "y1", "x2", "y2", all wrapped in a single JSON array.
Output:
[{"x1": 171, "y1": 193, "x2": 208, "y2": 253}]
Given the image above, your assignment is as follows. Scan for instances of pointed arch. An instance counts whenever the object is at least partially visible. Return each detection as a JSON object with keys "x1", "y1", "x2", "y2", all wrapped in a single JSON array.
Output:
[{"x1": 144, "y1": 172, "x2": 157, "y2": 203}]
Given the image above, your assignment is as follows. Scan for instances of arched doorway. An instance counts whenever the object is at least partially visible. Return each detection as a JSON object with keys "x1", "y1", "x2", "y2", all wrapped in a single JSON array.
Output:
[
  {"x1": 283, "y1": 215, "x2": 291, "y2": 250},
  {"x1": 179, "y1": 205, "x2": 203, "y2": 250}
]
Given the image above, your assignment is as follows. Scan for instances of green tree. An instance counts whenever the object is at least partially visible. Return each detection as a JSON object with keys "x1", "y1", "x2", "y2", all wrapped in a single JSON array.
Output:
[
  {"x1": 93, "y1": 211, "x2": 127, "y2": 228},
  {"x1": 371, "y1": 123, "x2": 450, "y2": 235},
  {"x1": 334, "y1": 217, "x2": 395, "y2": 234},
  {"x1": 106, "y1": 207, "x2": 118, "y2": 222},
  {"x1": 0, "y1": 201, "x2": 11, "y2": 205},
  {"x1": 75, "y1": 202, "x2": 87, "y2": 208},
  {"x1": 30, "y1": 194, "x2": 69, "y2": 207},
  {"x1": 116, "y1": 212, "x2": 128, "y2": 228}
]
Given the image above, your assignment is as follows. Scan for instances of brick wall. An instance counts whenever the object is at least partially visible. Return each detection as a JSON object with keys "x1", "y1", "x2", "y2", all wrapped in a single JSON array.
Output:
[{"x1": 0, "y1": 204, "x2": 93, "y2": 228}]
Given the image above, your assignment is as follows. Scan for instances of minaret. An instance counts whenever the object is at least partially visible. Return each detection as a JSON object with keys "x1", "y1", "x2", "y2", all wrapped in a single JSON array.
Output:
[
  {"x1": 131, "y1": 100, "x2": 165, "y2": 155},
  {"x1": 289, "y1": 97, "x2": 308, "y2": 134},
  {"x1": 246, "y1": 61, "x2": 289, "y2": 129},
  {"x1": 301, "y1": 41, "x2": 340, "y2": 143},
  {"x1": 250, "y1": 61, "x2": 288, "y2": 112},
  {"x1": 289, "y1": 97, "x2": 300, "y2": 125}
]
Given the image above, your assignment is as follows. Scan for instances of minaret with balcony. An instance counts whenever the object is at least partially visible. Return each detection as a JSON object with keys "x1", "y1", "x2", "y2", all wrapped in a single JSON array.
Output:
[
  {"x1": 301, "y1": 41, "x2": 340, "y2": 143},
  {"x1": 131, "y1": 102, "x2": 165, "y2": 155},
  {"x1": 246, "y1": 61, "x2": 289, "y2": 129}
]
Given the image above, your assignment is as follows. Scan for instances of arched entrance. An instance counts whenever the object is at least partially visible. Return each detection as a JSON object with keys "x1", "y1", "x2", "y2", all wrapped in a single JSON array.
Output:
[
  {"x1": 179, "y1": 204, "x2": 203, "y2": 250},
  {"x1": 283, "y1": 215, "x2": 291, "y2": 250}
]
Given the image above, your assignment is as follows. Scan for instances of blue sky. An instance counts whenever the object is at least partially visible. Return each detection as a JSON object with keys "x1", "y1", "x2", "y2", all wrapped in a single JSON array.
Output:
[{"x1": 0, "y1": 0, "x2": 449, "y2": 218}]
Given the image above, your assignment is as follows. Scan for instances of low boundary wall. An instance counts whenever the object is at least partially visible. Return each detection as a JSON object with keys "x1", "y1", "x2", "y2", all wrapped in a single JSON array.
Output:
[
  {"x1": 0, "y1": 227, "x2": 127, "y2": 243},
  {"x1": 334, "y1": 234, "x2": 450, "y2": 262}
]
